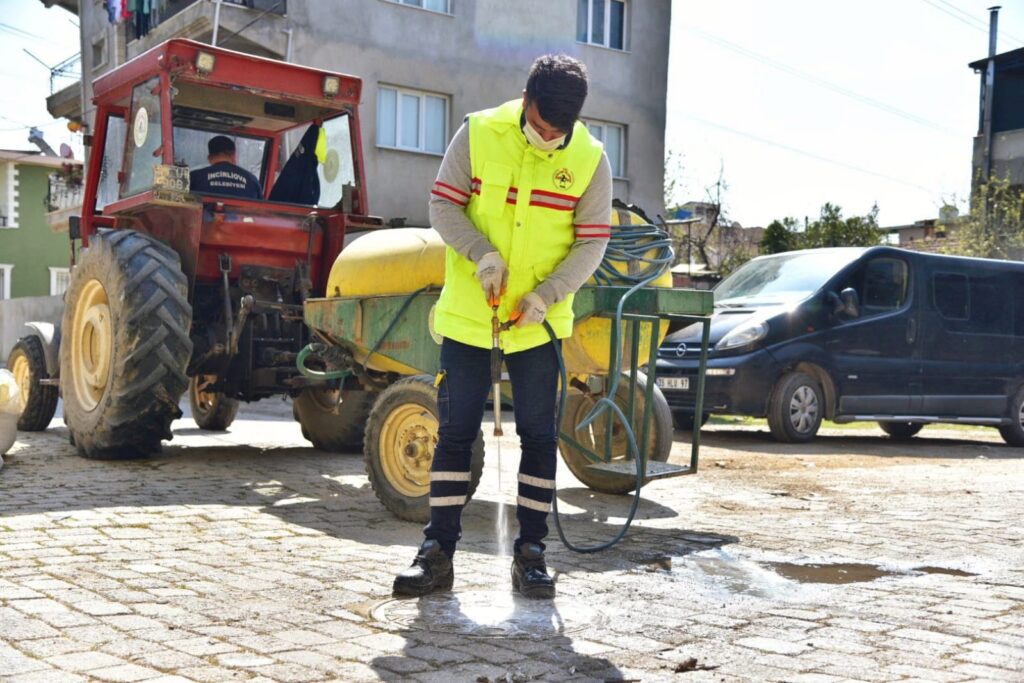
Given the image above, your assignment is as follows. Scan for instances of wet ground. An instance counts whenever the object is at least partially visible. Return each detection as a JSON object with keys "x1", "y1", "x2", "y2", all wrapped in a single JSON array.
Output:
[{"x1": 0, "y1": 404, "x2": 1022, "y2": 682}]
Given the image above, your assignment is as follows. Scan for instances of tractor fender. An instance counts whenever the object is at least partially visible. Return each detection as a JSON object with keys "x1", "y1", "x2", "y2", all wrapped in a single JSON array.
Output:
[{"x1": 22, "y1": 322, "x2": 60, "y2": 378}]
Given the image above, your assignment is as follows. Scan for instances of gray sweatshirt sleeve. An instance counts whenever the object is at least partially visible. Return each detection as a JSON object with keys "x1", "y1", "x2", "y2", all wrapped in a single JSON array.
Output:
[
  {"x1": 533, "y1": 153, "x2": 613, "y2": 307},
  {"x1": 428, "y1": 123, "x2": 497, "y2": 263}
]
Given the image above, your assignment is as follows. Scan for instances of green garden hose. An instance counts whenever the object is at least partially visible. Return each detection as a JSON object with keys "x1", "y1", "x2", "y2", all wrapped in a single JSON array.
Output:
[{"x1": 550, "y1": 213, "x2": 674, "y2": 553}]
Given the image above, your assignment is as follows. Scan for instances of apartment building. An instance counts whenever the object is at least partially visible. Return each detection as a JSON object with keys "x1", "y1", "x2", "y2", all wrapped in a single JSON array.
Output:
[{"x1": 45, "y1": 0, "x2": 671, "y2": 224}]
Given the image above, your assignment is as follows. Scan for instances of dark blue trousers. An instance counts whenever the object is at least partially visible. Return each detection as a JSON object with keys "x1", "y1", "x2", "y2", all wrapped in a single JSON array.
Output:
[{"x1": 424, "y1": 337, "x2": 560, "y2": 556}]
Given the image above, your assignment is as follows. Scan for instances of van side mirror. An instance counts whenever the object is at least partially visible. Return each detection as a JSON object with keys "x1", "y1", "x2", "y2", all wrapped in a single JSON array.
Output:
[
  {"x1": 827, "y1": 288, "x2": 860, "y2": 319},
  {"x1": 840, "y1": 288, "x2": 860, "y2": 318}
]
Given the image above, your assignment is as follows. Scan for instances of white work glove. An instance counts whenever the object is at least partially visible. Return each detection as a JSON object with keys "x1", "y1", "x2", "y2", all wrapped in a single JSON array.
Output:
[
  {"x1": 515, "y1": 291, "x2": 547, "y2": 327},
  {"x1": 475, "y1": 251, "x2": 508, "y2": 303}
]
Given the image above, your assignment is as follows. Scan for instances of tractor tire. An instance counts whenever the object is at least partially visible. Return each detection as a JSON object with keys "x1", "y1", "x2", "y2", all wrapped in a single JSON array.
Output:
[
  {"x1": 364, "y1": 375, "x2": 484, "y2": 523},
  {"x1": 7, "y1": 335, "x2": 58, "y2": 431},
  {"x1": 188, "y1": 375, "x2": 239, "y2": 431},
  {"x1": 559, "y1": 372, "x2": 673, "y2": 495},
  {"x1": 293, "y1": 386, "x2": 374, "y2": 452},
  {"x1": 60, "y1": 230, "x2": 192, "y2": 459},
  {"x1": 767, "y1": 371, "x2": 823, "y2": 443},
  {"x1": 878, "y1": 421, "x2": 923, "y2": 440}
]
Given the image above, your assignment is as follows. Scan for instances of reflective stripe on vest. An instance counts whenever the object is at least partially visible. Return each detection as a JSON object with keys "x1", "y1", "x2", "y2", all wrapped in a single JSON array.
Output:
[{"x1": 433, "y1": 100, "x2": 604, "y2": 353}]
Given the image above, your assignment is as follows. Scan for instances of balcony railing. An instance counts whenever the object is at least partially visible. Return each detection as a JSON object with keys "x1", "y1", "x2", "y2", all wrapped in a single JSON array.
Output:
[
  {"x1": 46, "y1": 174, "x2": 84, "y2": 214},
  {"x1": 128, "y1": 0, "x2": 288, "y2": 42}
]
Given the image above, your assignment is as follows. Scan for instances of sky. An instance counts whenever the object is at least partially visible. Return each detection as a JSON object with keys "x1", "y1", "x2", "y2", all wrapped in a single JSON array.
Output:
[
  {"x1": 1, "y1": 0, "x2": 1022, "y2": 229},
  {"x1": 667, "y1": 0, "x2": 1024, "y2": 228},
  {"x1": 0, "y1": 1, "x2": 81, "y2": 158}
]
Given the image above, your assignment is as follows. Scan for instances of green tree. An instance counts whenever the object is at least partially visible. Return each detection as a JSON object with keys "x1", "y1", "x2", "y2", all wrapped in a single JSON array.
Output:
[
  {"x1": 760, "y1": 217, "x2": 799, "y2": 254},
  {"x1": 799, "y1": 203, "x2": 882, "y2": 248},
  {"x1": 952, "y1": 176, "x2": 1024, "y2": 259},
  {"x1": 662, "y1": 150, "x2": 691, "y2": 266}
]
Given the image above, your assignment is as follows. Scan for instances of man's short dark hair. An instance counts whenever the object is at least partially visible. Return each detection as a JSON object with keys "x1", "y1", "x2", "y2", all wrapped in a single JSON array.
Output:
[
  {"x1": 525, "y1": 54, "x2": 589, "y2": 134},
  {"x1": 208, "y1": 135, "x2": 236, "y2": 156}
]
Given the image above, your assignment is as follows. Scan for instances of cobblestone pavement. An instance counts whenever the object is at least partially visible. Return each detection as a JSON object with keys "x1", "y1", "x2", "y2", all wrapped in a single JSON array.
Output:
[{"x1": 1, "y1": 403, "x2": 1023, "y2": 682}]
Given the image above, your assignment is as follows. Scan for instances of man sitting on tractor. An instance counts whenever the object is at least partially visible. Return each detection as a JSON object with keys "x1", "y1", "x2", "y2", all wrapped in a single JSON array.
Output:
[{"x1": 189, "y1": 135, "x2": 262, "y2": 199}]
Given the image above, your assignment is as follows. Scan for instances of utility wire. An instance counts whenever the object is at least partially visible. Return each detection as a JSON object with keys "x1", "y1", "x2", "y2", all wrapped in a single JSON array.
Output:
[
  {"x1": 684, "y1": 113, "x2": 939, "y2": 195},
  {"x1": 689, "y1": 28, "x2": 962, "y2": 137},
  {"x1": 0, "y1": 23, "x2": 44, "y2": 40},
  {"x1": 919, "y1": 0, "x2": 1024, "y2": 46}
]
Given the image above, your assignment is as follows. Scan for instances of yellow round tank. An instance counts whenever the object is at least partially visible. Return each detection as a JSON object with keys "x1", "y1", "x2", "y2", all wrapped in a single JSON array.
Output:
[
  {"x1": 326, "y1": 228, "x2": 446, "y2": 298},
  {"x1": 561, "y1": 207, "x2": 672, "y2": 376},
  {"x1": 324, "y1": 210, "x2": 672, "y2": 377}
]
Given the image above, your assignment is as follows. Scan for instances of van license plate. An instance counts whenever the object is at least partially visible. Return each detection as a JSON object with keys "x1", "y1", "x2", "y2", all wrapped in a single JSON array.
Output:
[{"x1": 656, "y1": 377, "x2": 689, "y2": 390}]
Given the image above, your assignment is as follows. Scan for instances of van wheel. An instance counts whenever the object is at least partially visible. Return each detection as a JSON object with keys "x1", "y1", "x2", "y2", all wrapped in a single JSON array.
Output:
[
  {"x1": 998, "y1": 387, "x2": 1024, "y2": 446},
  {"x1": 878, "y1": 421, "x2": 923, "y2": 440},
  {"x1": 672, "y1": 411, "x2": 709, "y2": 431},
  {"x1": 767, "y1": 371, "x2": 823, "y2": 443}
]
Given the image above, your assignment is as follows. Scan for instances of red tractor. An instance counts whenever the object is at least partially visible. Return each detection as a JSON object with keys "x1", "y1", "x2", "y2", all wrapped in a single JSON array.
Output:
[{"x1": 14, "y1": 39, "x2": 382, "y2": 458}]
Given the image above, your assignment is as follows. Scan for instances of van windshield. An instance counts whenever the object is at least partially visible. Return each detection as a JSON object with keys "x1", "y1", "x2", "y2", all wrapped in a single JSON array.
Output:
[{"x1": 715, "y1": 249, "x2": 865, "y2": 306}]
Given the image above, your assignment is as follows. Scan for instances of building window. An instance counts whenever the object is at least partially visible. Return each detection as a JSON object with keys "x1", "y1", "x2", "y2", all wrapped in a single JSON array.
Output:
[
  {"x1": 0, "y1": 162, "x2": 17, "y2": 229},
  {"x1": 577, "y1": 0, "x2": 627, "y2": 50},
  {"x1": 386, "y1": 0, "x2": 451, "y2": 14},
  {"x1": 582, "y1": 119, "x2": 626, "y2": 178},
  {"x1": 377, "y1": 86, "x2": 449, "y2": 155},
  {"x1": 49, "y1": 267, "x2": 71, "y2": 296},
  {"x1": 92, "y1": 35, "x2": 107, "y2": 71},
  {"x1": 0, "y1": 264, "x2": 12, "y2": 299}
]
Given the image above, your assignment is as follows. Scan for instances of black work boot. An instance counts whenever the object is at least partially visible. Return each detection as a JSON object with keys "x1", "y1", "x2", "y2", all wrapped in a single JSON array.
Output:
[
  {"x1": 511, "y1": 542, "x2": 555, "y2": 599},
  {"x1": 392, "y1": 540, "x2": 454, "y2": 597}
]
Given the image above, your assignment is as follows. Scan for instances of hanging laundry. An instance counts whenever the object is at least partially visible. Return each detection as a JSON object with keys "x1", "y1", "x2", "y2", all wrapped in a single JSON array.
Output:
[
  {"x1": 105, "y1": 0, "x2": 122, "y2": 24},
  {"x1": 129, "y1": 0, "x2": 153, "y2": 38}
]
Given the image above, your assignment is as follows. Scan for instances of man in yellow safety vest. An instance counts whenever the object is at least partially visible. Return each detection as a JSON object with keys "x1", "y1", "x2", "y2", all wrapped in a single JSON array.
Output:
[{"x1": 393, "y1": 54, "x2": 612, "y2": 599}]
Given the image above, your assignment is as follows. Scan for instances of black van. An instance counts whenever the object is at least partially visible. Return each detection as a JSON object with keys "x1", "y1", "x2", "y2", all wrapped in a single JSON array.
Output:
[{"x1": 657, "y1": 246, "x2": 1024, "y2": 444}]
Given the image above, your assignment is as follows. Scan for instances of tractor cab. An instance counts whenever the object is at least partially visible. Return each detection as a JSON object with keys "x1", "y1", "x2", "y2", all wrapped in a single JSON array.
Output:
[
  {"x1": 83, "y1": 39, "x2": 378, "y2": 295},
  {"x1": 55, "y1": 39, "x2": 386, "y2": 458}
]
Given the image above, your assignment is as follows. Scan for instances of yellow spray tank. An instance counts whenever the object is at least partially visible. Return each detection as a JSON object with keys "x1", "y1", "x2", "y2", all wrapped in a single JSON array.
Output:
[
  {"x1": 561, "y1": 206, "x2": 672, "y2": 376},
  {"x1": 325, "y1": 208, "x2": 672, "y2": 375}
]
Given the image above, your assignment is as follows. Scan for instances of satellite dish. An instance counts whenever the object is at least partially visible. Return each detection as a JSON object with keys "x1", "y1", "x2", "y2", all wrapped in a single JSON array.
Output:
[{"x1": 59, "y1": 143, "x2": 74, "y2": 160}]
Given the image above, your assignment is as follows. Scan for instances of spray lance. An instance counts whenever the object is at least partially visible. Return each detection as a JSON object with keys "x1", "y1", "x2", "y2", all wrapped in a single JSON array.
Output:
[{"x1": 489, "y1": 292, "x2": 520, "y2": 440}]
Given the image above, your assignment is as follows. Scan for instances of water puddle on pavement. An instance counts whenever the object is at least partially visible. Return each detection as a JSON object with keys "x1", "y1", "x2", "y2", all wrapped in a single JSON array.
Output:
[
  {"x1": 914, "y1": 566, "x2": 978, "y2": 577},
  {"x1": 763, "y1": 561, "x2": 899, "y2": 584},
  {"x1": 373, "y1": 590, "x2": 602, "y2": 638},
  {"x1": 668, "y1": 550, "x2": 976, "y2": 601}
]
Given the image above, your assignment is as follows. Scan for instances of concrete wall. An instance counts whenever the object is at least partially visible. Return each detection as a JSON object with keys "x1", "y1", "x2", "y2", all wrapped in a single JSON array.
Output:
[
  {"x1": 0, "y1": 164, "x2": 73, "y2": 298},
  {"x1": 0, "y1": 296, "x2": 63, "y2": 363},
  {"x1": 74, "y1": 0, "x2": 672, "y2": 226},
  {"x1": 972, "y1": 130, "x2": 1024, "y2": 186},
  {"x1": 291, "y1": 0, "x2": 671, "y2": 224}
]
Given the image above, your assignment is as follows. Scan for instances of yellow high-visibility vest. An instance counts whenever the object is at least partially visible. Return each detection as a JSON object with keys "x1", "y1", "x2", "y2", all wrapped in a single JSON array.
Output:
[{"x1": 433, "y1": 100, "x2": 604, "y2": 352}]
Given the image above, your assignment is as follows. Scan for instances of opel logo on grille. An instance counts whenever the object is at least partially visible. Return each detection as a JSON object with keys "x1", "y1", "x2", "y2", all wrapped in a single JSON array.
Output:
[{"x1": 675, "y1": 343, "x2": 688, "y2": 358}]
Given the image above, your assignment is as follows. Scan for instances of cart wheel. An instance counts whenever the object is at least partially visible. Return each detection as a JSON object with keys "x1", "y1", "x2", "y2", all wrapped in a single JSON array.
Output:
[
  {"x1": 293, "y1": 385, "x2": 373, "y2": 452},
  {"x1": 558, "y1": 372, "x2": 673, "y2": 495},
  {"x1": 7, "y1": 335, "x2": 58, "y2": 431},
  {"x1": 364, "y1": 375, "x2": 484, "y2": 522},
  {"x1": 189, "y1": 375, "x2": 239, "y2": 431}
]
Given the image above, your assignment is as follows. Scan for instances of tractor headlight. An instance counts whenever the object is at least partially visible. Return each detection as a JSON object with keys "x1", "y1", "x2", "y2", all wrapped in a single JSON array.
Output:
[
  {"x1": 196, "y1": 51, "x2": 216, "y2": 75},
  {"x1": 323, "y1": 76, "x2": 340, "y2": 97}
]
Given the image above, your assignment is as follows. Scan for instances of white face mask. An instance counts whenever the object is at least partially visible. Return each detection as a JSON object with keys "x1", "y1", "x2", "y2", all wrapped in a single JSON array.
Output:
[{"x1": 523, "y1": 119, "x2": 566, "y2": 152}]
